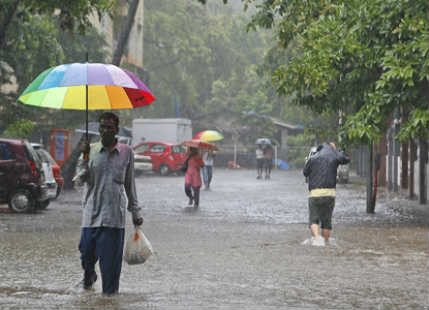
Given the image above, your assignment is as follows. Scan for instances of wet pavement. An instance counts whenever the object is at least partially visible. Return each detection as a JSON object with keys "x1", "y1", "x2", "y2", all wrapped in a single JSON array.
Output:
[{"x1": 0, "y1": 168, "x2": 427, "y2": 309}]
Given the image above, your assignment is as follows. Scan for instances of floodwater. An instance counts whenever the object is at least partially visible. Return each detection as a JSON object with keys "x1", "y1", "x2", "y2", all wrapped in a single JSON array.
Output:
[{"x1": 0, "y1": 169, "x2": 427, "y2": 309}]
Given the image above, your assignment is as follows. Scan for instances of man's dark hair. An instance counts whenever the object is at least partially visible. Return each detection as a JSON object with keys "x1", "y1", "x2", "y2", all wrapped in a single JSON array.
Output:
[{"x1": 99, "y1": 112, "x2": 119, "y2": 128}]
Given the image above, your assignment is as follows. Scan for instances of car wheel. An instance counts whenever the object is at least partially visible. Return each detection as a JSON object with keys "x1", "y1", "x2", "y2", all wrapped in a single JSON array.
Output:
[
  {"x1": 36, "y1": 200, "x2": 50, "y2": 210},
  {"x1": 159, "y1": 164, "x2": 170, "y2": 176},
  {"x1": 8, "y1": 189, "x2": 35, "y2": 213}
]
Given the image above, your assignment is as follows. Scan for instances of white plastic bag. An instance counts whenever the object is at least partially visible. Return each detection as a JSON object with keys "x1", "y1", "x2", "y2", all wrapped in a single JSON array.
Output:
[{"x1": 124, "y1": 226, "x2": 153, "y2": 265}]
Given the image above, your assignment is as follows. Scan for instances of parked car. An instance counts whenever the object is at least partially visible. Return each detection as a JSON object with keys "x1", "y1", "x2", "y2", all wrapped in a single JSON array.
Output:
[
  {"x1": 0, "y1": 138, "x2": 57, "y2": 212},
  {"x1": 31, "y1": 143, "x2": 64, "y2": 198},
  {"x1": 134, "y1": 153, "x2": 153, "y2": 176},
  {"x1": 133, "y1": 141, "x2": 187, "y2": 176}
]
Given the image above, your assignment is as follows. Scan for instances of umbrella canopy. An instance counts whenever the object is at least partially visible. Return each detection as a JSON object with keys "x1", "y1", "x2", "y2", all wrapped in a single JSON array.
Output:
[
  {"x1": 182, "y1": 139, "x2": 218, "y2": 150},
  {"x1": 18, "y1": 62, "x2": 155, "y2": 110},
  {"x1": 256, "y1": 138, "x2": 271, "y2": 145},
  {"x1": 193, "y1": 130, "x2": 224, "y2": 142}
]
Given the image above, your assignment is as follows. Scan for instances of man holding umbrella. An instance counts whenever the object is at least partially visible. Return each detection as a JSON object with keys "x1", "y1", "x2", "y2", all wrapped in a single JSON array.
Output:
[
  {"x1": 18, "y1": 61, "x2": 155, "y2": 294},
  {"x1": 74, "y1": 112, "x2": 143, "y2": 294}
]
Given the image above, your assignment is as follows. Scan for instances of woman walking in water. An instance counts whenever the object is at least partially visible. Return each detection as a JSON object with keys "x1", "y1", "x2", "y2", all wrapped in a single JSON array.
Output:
[{"x1": 184, "y1": 147, "x2": 204, "y2": 208}]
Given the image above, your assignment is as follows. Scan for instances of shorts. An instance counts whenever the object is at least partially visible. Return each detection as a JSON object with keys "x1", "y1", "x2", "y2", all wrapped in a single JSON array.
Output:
[
  {"x1": 264, "y1": 158, "x2": 272, "y2": 169},
  {"x1": 257, "y1": 158, "x2": 264, "y2": 169},
  {"x1": 308, "y1": 196, "x2": 335, "y2": 230}
]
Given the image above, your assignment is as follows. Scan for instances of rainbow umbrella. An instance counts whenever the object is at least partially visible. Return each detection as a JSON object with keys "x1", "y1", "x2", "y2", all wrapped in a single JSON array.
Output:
[
  {"x1": 193, "y1": 130, "x2": 224, "y2": 142},
  {"x1": 18, "y1": 62, "x2": 156, "y2": 143}
]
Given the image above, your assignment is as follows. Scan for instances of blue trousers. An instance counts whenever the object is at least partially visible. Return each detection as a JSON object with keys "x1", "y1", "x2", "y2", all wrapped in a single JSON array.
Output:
[
  {"x1": 79, "y1": 227, "x2": 125, "y2": 294},
  {"x1": 202, "y1": 165, "x2": 213, "y2": 186}
]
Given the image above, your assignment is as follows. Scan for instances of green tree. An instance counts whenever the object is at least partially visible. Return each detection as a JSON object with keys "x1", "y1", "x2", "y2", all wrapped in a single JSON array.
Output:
[
  {"x1": 0, "y1": 12, "x2": 109, "y2": 134},
  {"x1": 0, "y1": 0, "x2": 113, "y2": 47},
  {"x1": 0, "y1": 1, "x2": 113, "y2": 134},
  {"x1": 243, "y1": 0, "x2": 429, "y2": 144},
  {"x1": 144, "y1": 0, "x2": 292, "y2": 143},
  {"x1": 2, "y1": 120, "x2": 35, "y2": 139}
]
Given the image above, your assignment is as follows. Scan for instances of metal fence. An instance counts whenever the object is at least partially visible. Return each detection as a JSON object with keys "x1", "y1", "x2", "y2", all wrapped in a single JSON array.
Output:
[
  {"x1": 213, "y1": 143, "x2": 368, "y2": 172},
  {"x1": 213, "y1": 145, "x2": 314, "y2": 169}
]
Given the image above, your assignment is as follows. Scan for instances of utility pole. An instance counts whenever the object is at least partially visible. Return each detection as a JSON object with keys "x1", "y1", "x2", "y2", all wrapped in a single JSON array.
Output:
[
  {"x1": 401, "y1": 110, "x2": 408, "y2": 190},
  {"x1": 387, "y1": 129, "x2": 393, "y2": 191},
  {"x1": 409, "y1": 140, "x2": 416, "y2": 199},
  {"x1": 393, "y1": 113, "x2": 400, "y2": 193}
]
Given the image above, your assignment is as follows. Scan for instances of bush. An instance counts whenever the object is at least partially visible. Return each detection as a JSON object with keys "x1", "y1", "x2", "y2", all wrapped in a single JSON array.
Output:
[{"x1": 2, "y1": 120, "x2": 35, "y2": 139}]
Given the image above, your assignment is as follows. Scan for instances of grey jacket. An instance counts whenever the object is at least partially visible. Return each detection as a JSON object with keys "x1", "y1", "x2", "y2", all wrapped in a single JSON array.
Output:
[
  {"x1": 303, "y1": 143, "x2": 350, "y2": 191},
  {"x1": 75, "y1": 142, "x2": 142, "y2": 228}
]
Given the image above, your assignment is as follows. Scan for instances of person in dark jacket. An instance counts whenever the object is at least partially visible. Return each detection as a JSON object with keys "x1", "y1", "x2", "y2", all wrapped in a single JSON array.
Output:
[{"x1": 303, "y1": 142, "x2": 350, "y2": 246}]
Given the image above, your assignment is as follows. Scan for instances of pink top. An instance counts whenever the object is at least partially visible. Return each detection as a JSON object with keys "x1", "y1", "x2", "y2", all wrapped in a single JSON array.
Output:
[{"x1": 185, "y1": 155, "x2": 204, "y2": 187}]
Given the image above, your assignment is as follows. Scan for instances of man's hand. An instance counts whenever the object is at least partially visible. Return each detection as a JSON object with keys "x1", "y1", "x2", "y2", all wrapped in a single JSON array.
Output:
[
  {"x1": 80, "y1": 141, "x2": 90, "y2": 154},
  {"x1": 80, "y1": 141, "x2": 91, "y2": 161},
  {"x1": 133, "y1": 217, "x2": 143, "y2": 226}
]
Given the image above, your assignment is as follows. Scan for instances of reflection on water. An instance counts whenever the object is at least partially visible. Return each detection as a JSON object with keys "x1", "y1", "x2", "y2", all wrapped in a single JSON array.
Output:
[{"x1": 0, "y1": 169, "x2": 427, "y2": 309}]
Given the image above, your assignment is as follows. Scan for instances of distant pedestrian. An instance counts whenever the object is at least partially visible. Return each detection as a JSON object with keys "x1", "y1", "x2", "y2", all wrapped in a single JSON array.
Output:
[
  {"x1": 256, "y1": 145, "x2": 264, "y2": 179},
  {"x1": 74, "y1": 112, "x2": 143, "y2": 295},
  {"x1": 202, "y1": 149, "x2": 216, "y2": 190},
  {"x1": 184, "y1": 147, "x2": 204, "y2": 208},
  {"x1": 263, "y1": 144, "x2": 274, "y2": 179},
  {"x1": 303, "y1": 142, "x2": 350, "y2": 246}
]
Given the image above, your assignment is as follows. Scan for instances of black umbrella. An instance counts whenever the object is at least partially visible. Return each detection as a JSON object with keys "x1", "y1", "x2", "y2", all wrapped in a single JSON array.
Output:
[{"x1": 255, "y1": 138, "x2": 272, "y2": 145}]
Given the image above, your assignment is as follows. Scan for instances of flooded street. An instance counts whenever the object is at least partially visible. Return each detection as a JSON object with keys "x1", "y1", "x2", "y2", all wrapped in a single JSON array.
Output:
[{"x1": 0, "y1": 168, "x2": 427, "y2": 309}]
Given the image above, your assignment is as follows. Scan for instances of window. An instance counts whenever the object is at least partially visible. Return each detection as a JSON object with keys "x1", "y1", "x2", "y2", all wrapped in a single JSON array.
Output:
[
  {"x1": 134, "y1": 144, "x2": 149, "y2": 153},
  {"x1": 0, "y1": 143, "x2": 13, "y2": 160},
  {"x1": 37, "y1": 149, "x2": 57, "y2": 165},
  {"x1": 172, "y1": 145, "x2": 186, "y2": 154},
  {"x1": 150, "y1": 144, "x2": 166, "y2": 153}
]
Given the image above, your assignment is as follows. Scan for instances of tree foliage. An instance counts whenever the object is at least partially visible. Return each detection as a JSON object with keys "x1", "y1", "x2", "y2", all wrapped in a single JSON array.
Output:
[
  {"x1": 242, "y1": 0, "x2": 429, "y2": 144},
  {"x1": 143, "y1": 0, "x2": 283, "y2": 144},
  {"x1": 0, "y1": 0, "x2": 113, "y2": 42},
  {"x1": 0, "y1": 1, "x2": 109, "y2": 135},
  {"x1": 2, "y1": 120, "x2": 35, "y2": 139}
]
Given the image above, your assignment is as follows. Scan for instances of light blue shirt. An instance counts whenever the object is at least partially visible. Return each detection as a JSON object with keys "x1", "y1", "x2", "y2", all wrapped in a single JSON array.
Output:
[{"x1": 76, "y1": 141, "x2": 142, "y2": 228}]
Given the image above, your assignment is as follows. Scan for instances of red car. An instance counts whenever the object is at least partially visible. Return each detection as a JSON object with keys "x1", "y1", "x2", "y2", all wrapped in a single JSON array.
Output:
[
  {"x1": 133, "y1": 141, "x2": 187, "y2": 175},
  {"x1": 32, "y1": 144, "x2": 64, "y2": 198}
]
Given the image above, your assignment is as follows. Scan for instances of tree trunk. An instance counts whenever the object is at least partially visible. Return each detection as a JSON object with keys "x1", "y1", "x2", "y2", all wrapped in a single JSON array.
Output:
[
  {"x1": 409, "y1": 140, "x2": 416, "y2": 199},
  {"x1": 366, "y1": 141, "x2": 375, "y2": 214},
  {"x1": 418, "y1": 137, "x2": 427, "y2": 204},
  {"x1": 112, "y1": 0, "x2": 140, "y2": 66},
  {"x1": 58, "y1": 1, "x2": 141, "y2": 189},
  {"x1": 0, "y1": 0, "x2": 20, "y2": 48},
  {"x1": 401, "y1": 141, "x2": 408, "y2": 189},
  {"x1": 375, "y1": 135, "x2": 387, "y2": 187},
  {"x1": 393, "y1": 120, "x2": 400, "y2": 192},
  {"x1": 400, "y1": 109, "x2": 408, "y2": 190},
  {"x1": 387, "y1": 129, "x2": 393, "y2": 191}
]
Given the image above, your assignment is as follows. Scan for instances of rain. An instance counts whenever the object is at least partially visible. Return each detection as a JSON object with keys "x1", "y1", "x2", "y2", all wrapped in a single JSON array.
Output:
[{"x1": 0, "y1": 0, "x2": 428, "y2": 309}]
